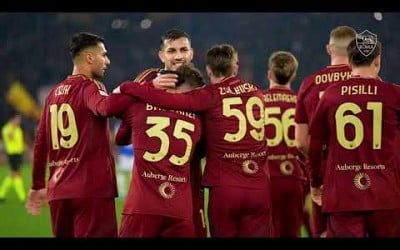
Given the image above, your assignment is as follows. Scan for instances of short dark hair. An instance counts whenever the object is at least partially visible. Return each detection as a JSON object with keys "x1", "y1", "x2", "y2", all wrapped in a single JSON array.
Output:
[
  {"x1": 69, "y1": 32, "x2": 105, "y2": 59},
  {"x1": 176, "y1": 64, "x2": 205, "y2": 89},
  {"x1": 206, "y1": 44, "x2": 238, "y2": 78},
  {"x1": 347, "y1": 37, "x2": 381, "y2": 67},
  {"x1": 160, "y1": 29, "x2": 191, "y2": 49}
]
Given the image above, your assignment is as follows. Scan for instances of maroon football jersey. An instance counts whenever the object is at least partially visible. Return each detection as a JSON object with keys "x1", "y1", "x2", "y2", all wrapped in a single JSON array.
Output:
[
  {"x1": 295, "y1": 64, "x2": 352, "y2": 124},
  {"x1": 132, "y1": 68, "x2": 160, "y2": 83},
  {"x1": 309, "y1": 76, "x2": 400, "y2": 212},
  {"x1": 32, "y1": 74, "x2": 117, "y2": 200},
  {"x1": 263, "y1": 87, "x2": 305, "y2": 180},
  {"x1": 120, "y1": 76, "x2": 270, "y2": 189},
  {"x1": 107, "y1": 94, "x2": 202, "y2": 220}
]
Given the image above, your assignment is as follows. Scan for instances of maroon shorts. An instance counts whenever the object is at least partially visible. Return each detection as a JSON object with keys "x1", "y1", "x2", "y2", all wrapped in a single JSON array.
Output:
[
  {"x1": 311, "y1": 202, "x2": 327, "y2": 237},
  {"x1": 208, "y1": 186, "x2": 272, "y2": 237},
  {"x1": 271, "y1": 177, "x2": 305, "y2": 237},
  {"x1": 327, "y1": 209, "x2": 400, "y2": 237},
  {"x1": 119, "y1": 213, "x2": 196, "y2": 237},
  {"x1": 49, "y1": 198, "x2": 117, "y2": 237}
]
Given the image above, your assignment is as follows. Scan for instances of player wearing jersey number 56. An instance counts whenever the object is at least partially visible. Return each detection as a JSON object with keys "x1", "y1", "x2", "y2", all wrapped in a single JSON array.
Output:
[
  {"x1": 263, "y1": 51, "x2": 306, "y2": 237},
  {"x1": 26, "y1": 32, "x2": 118, "y2": 237},
  {"x1": 118, "y1": 44, "x2": 272, "y2": 237},
  {"x1": 309, "y1": 37, "x2": 400, "y2": 237}
]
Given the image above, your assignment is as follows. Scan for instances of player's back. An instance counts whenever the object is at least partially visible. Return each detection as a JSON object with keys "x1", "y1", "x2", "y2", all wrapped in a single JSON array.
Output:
[
  {"x1": 296, "y1": 64, "x2": 352, "y2": 123},
  {"x1": 118, "y1": 96, "x2": 202, "y2": 220},
  {"x1": 263, "y1": 87, "x2": 305, "y2": 180},
  {"x1": 311, "y1": 76, "x2": 400, "y2": 212},
  {"x1": 202, "y1": 76, "x2": 268, "y2": 189},
  {"x1": 44, "y1": 75, "x2": 117, "y2": 200}
]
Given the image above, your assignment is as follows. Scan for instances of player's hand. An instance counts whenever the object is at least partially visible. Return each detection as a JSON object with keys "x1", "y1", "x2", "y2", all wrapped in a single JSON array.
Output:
[
  {"x1": 26, "y1": 188, "x2": 47, "y2": 216},
  {"x1": 112, "y1": 86, "x2": 121, "y2": 94},
  {"x1": 153, "y1": 73, "x2": 177, "y2": 89},
  {"x1": 310, "y1": 185, "x2": 323, "y2": 206}
]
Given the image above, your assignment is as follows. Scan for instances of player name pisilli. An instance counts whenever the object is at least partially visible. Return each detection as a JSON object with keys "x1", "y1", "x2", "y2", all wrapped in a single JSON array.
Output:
[
  {"x1": 341, "y1": 85, "x2": 377, "y2": 95},
  {"x1": 336, "y1": 163, "x2": 386, "y2": 171},
  {"x1": 141, "y1": 170, "x2": 187, "y2": 183}
]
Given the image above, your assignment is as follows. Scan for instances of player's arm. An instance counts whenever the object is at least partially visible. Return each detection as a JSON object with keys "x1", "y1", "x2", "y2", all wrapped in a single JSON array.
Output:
[
  {"x1": 115, "y1": 120, "x2": 131, "y2": 146},
  {"x1": 295, "y1": 123, "x2": 310, "y2": 156},
  {"x1": 295, "y1": 90, "x2": 310, "y2": 156},
  {"x1": 307, "y1": 101, "x2": 328, "y2": 206},
  {"x1": 308, "y1": 135, "x2": 324, "y2": 206},
  {"x1": 31, "y1": 104, "x2": 48, "y2": 190},
  {"x1": 83, "y1": 80, "x2": 134, "y2": 117},
  {"x1": 27, "y1": 105, "x2": 49, "y2": 214},
  {"x1": 119, "y1": 80, "x2": 214, "y2": 112}
]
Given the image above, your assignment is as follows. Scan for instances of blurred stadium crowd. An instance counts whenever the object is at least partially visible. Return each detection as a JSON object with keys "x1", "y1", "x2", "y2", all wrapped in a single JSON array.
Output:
[{"x1": 1, "y1": 12, "x2": 400, "y2": 152}]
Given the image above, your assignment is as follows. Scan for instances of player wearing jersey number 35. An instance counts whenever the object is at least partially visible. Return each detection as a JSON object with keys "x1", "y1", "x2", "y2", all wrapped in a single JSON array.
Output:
[{"x1": 118, "y1": 43, "x2": 273, "y2": 237}]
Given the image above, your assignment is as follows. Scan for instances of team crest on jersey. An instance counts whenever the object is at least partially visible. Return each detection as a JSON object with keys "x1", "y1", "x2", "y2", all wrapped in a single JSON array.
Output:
[{"x1": 356, "y1": 30, "x2": 377, "y2": 57}]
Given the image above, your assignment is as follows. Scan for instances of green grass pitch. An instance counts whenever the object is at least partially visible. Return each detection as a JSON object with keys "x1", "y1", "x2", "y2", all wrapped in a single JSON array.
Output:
[{"x1": 0, "y1": 164, "x2": 308, "y2": 237}]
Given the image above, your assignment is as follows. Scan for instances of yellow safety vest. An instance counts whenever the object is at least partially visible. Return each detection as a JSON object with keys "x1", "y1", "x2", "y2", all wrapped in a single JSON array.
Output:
[{"x1": 1, "y1": 122, "x2": 24, "y2": 154}]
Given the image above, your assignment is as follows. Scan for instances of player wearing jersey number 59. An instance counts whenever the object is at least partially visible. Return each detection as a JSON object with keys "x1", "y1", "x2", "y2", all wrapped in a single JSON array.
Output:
[
  {"x1": 26, "y1": 32, "x2": 118, "y2": 237},
  {"x1": 263, "y1": 51, "x2": 306, "y2": 237},
  {"x1": 309, "y1": 37, "x2": 400, "y2": 237},
  {"x1": 118, "y1": 44, "x2": 272, "y2": 237}
]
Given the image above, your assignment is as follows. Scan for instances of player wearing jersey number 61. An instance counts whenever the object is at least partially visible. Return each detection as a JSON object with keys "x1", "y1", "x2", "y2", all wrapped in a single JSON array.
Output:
[{"x1": 309, "y1": 37, "x2": 400, "y2": 237}]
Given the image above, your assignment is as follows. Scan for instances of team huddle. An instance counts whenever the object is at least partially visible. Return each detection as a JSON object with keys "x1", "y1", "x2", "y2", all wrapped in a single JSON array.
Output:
[{"x1": 25, "y1": 26, "x2": 400, "y2": 238}]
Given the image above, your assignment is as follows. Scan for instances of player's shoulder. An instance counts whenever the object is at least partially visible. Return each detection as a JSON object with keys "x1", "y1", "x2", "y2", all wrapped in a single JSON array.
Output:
[
  {"x1": 66, "y1": 74, "x2": 105, "y2": 89},
  {"x1": 133, "y1": 68, "x2": 161, "y2": 82},
  {"x1": 297, "y1": 72, "x2": 318, "y2": 95},
  {"x1": 380, "y1": 79, "x2": 400, "y2": 95}
]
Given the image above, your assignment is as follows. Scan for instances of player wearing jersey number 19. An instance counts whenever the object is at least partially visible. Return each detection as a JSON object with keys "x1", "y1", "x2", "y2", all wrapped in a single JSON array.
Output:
[{"x1": 26, "y1": 32, "x2": 118, "y2": 237}]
